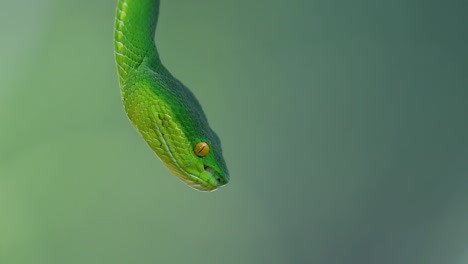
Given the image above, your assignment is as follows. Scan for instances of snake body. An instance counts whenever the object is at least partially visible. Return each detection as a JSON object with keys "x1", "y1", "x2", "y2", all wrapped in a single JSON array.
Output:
[{"x1": 114, "y1": 0, "x2": 229, "y2": 191}]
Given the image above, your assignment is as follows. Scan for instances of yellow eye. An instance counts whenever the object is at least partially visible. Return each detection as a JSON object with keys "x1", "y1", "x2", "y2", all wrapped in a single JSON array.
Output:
[{"x1": 194, "y1": 142, "x2": 210, "y2": 157}]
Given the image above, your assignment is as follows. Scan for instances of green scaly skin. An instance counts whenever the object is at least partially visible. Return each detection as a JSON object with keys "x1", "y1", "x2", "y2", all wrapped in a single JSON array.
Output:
[{"x1": 114, "y1": 0, "x2": 229, "y2": 191}]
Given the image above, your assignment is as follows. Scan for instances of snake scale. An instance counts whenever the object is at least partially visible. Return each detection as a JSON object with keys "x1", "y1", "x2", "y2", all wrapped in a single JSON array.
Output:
[{"x1": 114, "y1": 0, "x2": 229, "y2": 191}]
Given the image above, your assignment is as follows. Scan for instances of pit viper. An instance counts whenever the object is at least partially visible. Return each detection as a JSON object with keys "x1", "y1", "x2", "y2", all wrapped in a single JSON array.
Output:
[{"x1": 114, "y1": 0, "x2": 229, "y2": 191}]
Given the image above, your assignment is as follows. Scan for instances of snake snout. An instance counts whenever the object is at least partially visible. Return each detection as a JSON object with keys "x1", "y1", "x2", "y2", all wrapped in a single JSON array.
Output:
[{"x1": 204, "y1": 165, "x2": 228, "y2": 188}]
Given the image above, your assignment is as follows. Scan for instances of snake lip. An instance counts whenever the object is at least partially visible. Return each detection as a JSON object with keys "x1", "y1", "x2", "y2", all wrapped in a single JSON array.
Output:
[
  {"x1": 204, "y1": 165, "x2": 227, "y2": 187},
  {"x1": 180, "y1": 166, "x2": 218, "y2": 192}
]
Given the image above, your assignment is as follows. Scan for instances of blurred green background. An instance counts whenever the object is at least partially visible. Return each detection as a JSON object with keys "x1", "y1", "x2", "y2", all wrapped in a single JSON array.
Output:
[{"x1": 1, "y1": 0, "x2": 467, "y2": 263}]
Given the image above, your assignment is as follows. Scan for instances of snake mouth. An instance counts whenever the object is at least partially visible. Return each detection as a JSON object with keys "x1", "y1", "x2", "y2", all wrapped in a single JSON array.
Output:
[
  {"x1": 204, "y1": 165, "x2": 223, "y2": 185},
  {"x1": 183, "y1": 165, "x2": 226, "y2": 192}
]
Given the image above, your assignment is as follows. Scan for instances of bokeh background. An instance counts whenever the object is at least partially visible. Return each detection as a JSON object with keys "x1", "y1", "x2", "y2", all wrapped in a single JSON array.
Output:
[{"x1": 1, "y1": 0, "x2": 467, "y2": 263}]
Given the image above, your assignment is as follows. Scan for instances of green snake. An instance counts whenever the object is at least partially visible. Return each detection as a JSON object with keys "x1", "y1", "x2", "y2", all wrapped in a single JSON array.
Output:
[{"x1": 114, "y1": 0, "x2": 229, "y2": 191}]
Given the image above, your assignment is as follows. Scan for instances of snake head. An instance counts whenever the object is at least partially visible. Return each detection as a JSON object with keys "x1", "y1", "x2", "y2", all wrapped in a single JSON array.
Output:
[
  {"x1": 173, "y1": 128, "x2": 229, "y2": 191},
  {"x1": 140, "y1": 105, "x2": 229, "y2": 192},
  {"x1": 161, "y1": 137, "x2": 229, "y2": 192},
  {"x1": 124, "y1": 67, "x2": 229, "y2": 192}
]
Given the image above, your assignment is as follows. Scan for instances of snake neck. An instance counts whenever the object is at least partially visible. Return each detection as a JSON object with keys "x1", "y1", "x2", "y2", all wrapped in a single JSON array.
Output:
[{"x1": 114, "y1": 0, "x2": 161, "y2": 84}]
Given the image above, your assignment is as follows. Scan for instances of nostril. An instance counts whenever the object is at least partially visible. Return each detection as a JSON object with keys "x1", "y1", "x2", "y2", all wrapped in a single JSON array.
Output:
[{"x1": 216, "y1": 178, "x2": 222, "y2": 184}]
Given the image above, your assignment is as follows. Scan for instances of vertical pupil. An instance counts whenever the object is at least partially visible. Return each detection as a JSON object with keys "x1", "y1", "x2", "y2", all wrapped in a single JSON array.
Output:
[
  {"x1": 197, "y1": 145, "x2": 205, "y2": 153},
  {"x1": 194, "y1": 142, "x2": 209, "y2": 157}
]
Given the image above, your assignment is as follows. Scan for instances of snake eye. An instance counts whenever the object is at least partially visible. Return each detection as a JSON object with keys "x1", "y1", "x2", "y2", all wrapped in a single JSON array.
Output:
[{"x1": 194, "y1": 142, "x2": 210, "y2": 157}]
